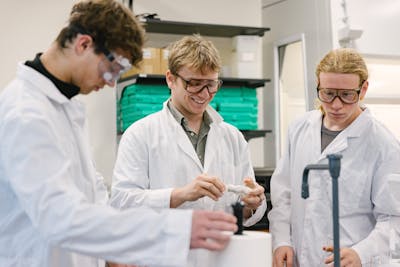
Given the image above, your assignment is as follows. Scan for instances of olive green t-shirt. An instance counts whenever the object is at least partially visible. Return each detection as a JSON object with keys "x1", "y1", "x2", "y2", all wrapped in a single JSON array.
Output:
[{"x1": 167, "y1": 101, "x2": 212, "y2": 166}]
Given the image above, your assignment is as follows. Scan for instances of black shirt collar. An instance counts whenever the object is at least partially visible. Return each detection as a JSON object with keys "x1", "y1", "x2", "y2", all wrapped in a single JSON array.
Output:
[{"x1": 25, "y1": 53, "x2": 80, "y2": 99}]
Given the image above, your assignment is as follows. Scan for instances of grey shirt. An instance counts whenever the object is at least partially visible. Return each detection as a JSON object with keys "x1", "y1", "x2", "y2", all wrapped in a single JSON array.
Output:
[
  {"x1": 321, "y1": 121, "x2": 342, "y2": 152},
  {"x1": 167, "y1": 100, "x2": 212, "y2": 166}
]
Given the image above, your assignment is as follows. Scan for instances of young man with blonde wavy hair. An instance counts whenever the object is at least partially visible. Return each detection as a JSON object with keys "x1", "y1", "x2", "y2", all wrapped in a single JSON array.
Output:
[
  {"x1": 269, "y1": 48, "x2": 400, "y2": 267},
  {"x1": 110, "y1": 34, "x2": 267, "y2": 267}
]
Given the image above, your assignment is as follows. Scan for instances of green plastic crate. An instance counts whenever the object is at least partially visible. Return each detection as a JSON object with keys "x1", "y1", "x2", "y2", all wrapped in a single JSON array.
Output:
[
  {"x1": 122, "y1": 84, "x2": 170, "y2": 96},
  {"x1": 219, "y1": 112, "x2": 257, "y2": 121},
  {"x1": 219, "y1": 102, "x2": 257, "y2": 112},
  {"x1": 227, "y1": 120, "x2": 258, "y2": 130},
  {"x1": 119, "y1": 84, "x2": 171, "y2": 131}
]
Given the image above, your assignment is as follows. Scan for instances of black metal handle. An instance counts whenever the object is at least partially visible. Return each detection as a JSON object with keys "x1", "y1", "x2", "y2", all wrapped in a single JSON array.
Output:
[{"x1": 232, "y1": 201, "x2": 244, "y2": 235}]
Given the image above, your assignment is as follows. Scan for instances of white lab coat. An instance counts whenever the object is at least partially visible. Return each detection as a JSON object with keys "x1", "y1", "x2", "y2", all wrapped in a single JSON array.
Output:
[
  {"x1": 0, "y1": 63, "x2": 193, "y2": 267},
  {"x1": 110, "y1": 102, "x2": 267, "y2": 267},
  {"x1": 268, "y1": 109, "x2": 400, "y2": 266}
]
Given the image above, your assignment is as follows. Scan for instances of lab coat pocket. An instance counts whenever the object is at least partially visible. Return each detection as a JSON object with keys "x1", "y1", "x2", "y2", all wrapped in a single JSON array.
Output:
[{"x1": 337, "y1": 168, "x2": 366, "y2": 215}]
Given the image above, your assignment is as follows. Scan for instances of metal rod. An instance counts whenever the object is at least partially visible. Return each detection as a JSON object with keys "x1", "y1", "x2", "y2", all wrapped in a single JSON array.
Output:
[
  {"x1": 301, "y1": 154, "x2": 342, "y2": 267},
  {"x1": 328, "y1": 154, "x2": 342, "y2": 267},
  {"x1": 332, "y1": 173, "x2": 340, "y2": 267},
  {"x1": 302, "y1": 164, "x2": 328, "y2": 198}
]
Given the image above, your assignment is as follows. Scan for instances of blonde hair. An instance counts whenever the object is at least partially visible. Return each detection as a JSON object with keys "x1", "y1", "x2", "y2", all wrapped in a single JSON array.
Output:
[
  {"x1": 168, "y1": 34, "x2": 221, "y2": 75},
  {"x1": 315, "y1": 48, "x2": 368, "y2": 112},
  {"x1": 316, "y1": 48, "x2": 368, "y2": 86}
]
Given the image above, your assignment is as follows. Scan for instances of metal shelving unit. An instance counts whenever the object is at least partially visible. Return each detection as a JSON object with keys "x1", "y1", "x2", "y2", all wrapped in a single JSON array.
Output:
[
  {"x1": 117, "y1": 74, "x2": 272, "y2": 142},
  {"x1": 117, "y1": 19, "x2": 273, "y2": 140},
  {"x1": 140, "y1": 18, "x2": 270, "y2": 37},
  {"x1": 118, "y1": 74, "x2": 270, "y2": 100}
]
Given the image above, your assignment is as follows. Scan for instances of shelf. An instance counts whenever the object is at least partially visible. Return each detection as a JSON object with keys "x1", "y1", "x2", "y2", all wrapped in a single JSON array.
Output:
[
  {"x1": 117, "y1": 75, "x2": 272, "y2": 140},
  {"x1": 119, "y1": 74, "x2": 270, "y2": 89},
  {"x1": 140, "y1": 18, "x2": 270, "y2": 37},
  {"x1": 254, "y1": 167, "x2": 275, "y2": 178},
  {"x1": 222, "y1": 77, "x2": 270, "y2": 88},
  {"x1": 240, "y1": 129, "x2": 272, "y2": 142}
]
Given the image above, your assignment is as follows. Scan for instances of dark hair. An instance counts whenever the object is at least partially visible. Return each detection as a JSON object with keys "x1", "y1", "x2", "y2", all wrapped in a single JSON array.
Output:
[{"x1": 55, "y1": 0, "x2": 145, "y2": 67}]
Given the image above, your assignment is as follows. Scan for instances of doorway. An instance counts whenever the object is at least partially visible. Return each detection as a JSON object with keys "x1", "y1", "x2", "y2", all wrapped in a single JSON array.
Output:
[{"x1": 274, "y1": 35, "x2": 308, "y2": 160}]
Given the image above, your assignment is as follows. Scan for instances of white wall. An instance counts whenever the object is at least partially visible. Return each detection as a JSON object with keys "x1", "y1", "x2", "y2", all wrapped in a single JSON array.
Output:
[
  {"x1": 0, "y1": 1, "x2": 74, "y2": 89},
  {"x1": 261, "y1": 0, "x2": 333, "y2": 167},
  {"x1": 330, "y1": 0, "x2": 400, "y2": 56},
  {"x1": 0, "y1": 0, "x2": 265, "y2": 184},
  {"x1": 330, "y1": 1, "x2": 400, "y2": 140},
  {"x1": 133, "y1": 0, "x2": 261, "y2": 26},
  {"x1": 0, "y1": 0, "x2": 118, "y2": 182}
]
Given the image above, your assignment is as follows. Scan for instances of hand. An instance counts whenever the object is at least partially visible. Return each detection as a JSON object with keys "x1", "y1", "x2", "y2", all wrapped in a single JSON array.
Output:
[
  {"x1": 273, "y1": 246, "x2": 294, "y2": 267},
  {"x1": 240, "y1": 178, "x2": 265, "y2": 217},
  {"x1": 323, "y1": 246, "x2": 361, "y2": 267},
  {"x1": 170, "y1": 174, "x2": 225, "y2": 208},
  {"x1": 190, "y1": 210, "x2": 237, "y2": 251}
]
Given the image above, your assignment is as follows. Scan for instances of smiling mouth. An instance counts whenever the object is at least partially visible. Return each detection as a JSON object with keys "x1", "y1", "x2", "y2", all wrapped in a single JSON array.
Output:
[{"x1": 191, "y1": 97, "x2": 207, "y2": 104}]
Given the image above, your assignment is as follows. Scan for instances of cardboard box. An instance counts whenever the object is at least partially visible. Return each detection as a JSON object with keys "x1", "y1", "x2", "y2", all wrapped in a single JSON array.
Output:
[
  {"x1": 160, "y1": 48, "x2": 169, "y2": 75},
  {"x1": 121, "y1": 47, "x2": 162, "y2": 78}
]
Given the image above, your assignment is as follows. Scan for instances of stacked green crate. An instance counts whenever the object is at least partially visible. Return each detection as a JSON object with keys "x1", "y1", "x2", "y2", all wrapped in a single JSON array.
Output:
[
  {"x1": 118, "y1": 84, "x2": 170, "y2": 132},
  {"x1": 211, "y1": 87, "x2": 258, "y2": 130}
]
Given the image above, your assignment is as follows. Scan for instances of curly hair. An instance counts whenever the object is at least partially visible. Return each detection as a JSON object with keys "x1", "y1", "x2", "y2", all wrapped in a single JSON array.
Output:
[{"x1": 55, "y1": 0, "x2": 145, "y2": 67}]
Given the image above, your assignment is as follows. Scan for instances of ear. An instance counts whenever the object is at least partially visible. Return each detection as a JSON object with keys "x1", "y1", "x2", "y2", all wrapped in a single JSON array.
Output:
[
  {"x1": 165, "y1": 70, "x2": 176, "y2": 90},
  {"x1": 74, "y1": 34, "x2": 94, "y2": 55},
  {"x1": 359, "y1": 80, "x2": 369, "y2": 101}
]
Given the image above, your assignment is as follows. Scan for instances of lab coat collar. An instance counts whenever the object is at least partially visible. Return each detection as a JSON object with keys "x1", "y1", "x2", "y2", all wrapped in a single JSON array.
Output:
[
  {"x1": 17, "y1": 62, "x2": 86, "y2": 126},
  {"x1": 161, "y1": 100, "x2": 203, "y2": 169},
  {"x1": 161, "y1": 99, "x2": 223, "y2": 124},
  {"x1": 315, "y1": 108, "x2": 370, "y2": 159},
  {"x1": 161, "y1": 100, "x2": 224, "y2": 170},
  {"x1": 17, "y1": 62, "x2": 71, "y2": 105},
  {"x1": 205, "y1": 104, "x2": 223, "y2": 123}
]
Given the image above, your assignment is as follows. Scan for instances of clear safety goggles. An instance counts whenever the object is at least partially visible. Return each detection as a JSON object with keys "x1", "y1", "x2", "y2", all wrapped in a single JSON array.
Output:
[
  {"x1": 174, "y1": 72, "x2": 223, "y2": 94},
  {"x1": 317, "y1": 87, "x2": 361, "y2": 104},
  {"x1": 99, "y1": 50, "x2": 132, "y2": 83}
]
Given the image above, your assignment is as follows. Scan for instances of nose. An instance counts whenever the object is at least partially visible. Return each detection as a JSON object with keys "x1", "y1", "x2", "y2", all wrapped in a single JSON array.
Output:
[
  {"x1": 330, "y1": 96, "x2": 343, "y2": 109},
  {"x1": 198, "y1": 85, "x2": 212, "y2": 97}
]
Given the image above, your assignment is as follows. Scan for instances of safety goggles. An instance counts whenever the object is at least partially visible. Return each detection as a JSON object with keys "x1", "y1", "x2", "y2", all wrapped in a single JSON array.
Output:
[
  {"x1": 317, "y1": 87, "x2": 361, "y2": 104},
  {"x1": 99, "y1": 48, "x2": 132, "y2": 83},
  {"x1": 174, "y1": 73, "x2": 223, "y2": 94}
]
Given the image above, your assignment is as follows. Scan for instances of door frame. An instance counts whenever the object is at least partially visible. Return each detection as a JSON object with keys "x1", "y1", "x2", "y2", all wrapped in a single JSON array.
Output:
[{"x1": 273, "y1": 33, "x2": 308, "y2": 161}]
